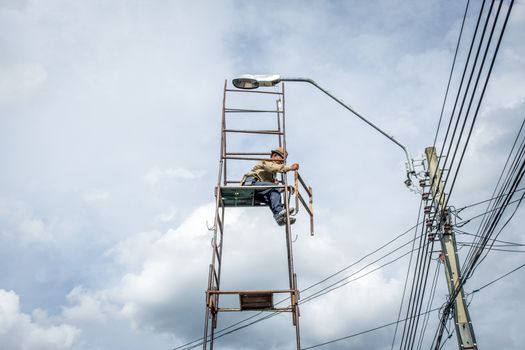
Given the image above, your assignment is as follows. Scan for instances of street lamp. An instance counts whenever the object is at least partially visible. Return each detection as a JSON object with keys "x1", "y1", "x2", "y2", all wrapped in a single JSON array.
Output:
[{"x1": 233, "y1": 74, "x2": 416, "y2": 186}]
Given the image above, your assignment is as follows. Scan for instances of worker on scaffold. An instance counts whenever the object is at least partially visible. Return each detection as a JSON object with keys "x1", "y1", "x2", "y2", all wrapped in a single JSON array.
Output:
[{"x1": 241, "y1": 147, "x2": 299, "y2": 226}]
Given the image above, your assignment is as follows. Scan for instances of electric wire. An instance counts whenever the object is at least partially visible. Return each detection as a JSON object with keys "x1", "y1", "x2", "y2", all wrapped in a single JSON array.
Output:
[
  {"x1": 301, "y1": 307, "x2": 442, "y2": 350},
  {"x1": 192, "y1": 187, "x2": 524, "y2": 350},
  {"x1": 195, "y1": 169, "x2": 522, "y2": 350},
  {"x1": 471, "y1": 262, "x2": 525, "y2": 294},
  {"x1": 468, "y1": 117, "x2": 525, "y2": 231},
  {"x1": 462, "y1": 126, "x2": 525, "y2": 276},
  {"x1": 456, "y1": 187, "x2": 525, "y2": 213},
  {"x1": 177, "y1": 222, "x2": 428, "y2": 350},
  {"x1": 191, "y1": 180, "x2": 523, "y2": 350},
  {"x1": 300, "y1": 248, "x2": 415, "y2": 305},
  {"x1": 201, "y1": 120, "x2": 521, "y2": 350},
  {"x1": 188, "y1": 190, "x2": 522, "y2": 350},
  {"x1": 462, "y1": 119, "x2": 525, "y2": 271},
  {"x1": 430, "y1": 1, "x2": 517, "y2": 325},
  {"x1": 397, "y1": 187, "x2": 440, "y2": 350},
  {"x1": 436, "y1": 134, "x2": 522, "y2": 350},
  {"x1": 400, "y1": 221, "x2": 433, "y2": 350},
  {"x1": 412, "y1": 0, "x2": 515, "y2": 346},
  {"x1": 432, "y1": 1, "x2": 519, "y2": 338},
  {"x1": 438, "y1": 0, "x2": 493, "y2": 189},
  {"x1": 317, "y1": 2, "x2": 516, "y2": 348},
  {"x1": 178, "y1": 224, "x2": 425, "y2": 350},
  {"x1": 180, "y1": 245, "x2": 419, "y2": 350},
  {"x1": 186, "y1": 225, "x2": 436, "y2": 350},
  {"x1": 299, "y1": 234, "x2": 423, "y2": 304},
  {"x1": 302, "y1": 257, "x2": 517, "y2": 350},
  {"x1": 407, "y1": 237, "x2": 436, "y2": 350},
  {"x1": 456, "y1": 229, "x2": 525, "y2": 247},
  {"x1": 455, "y1": 196, "x2": 525, "y2": 227},
  {"x1": 390, "y1": 201, "x2": 424, "y2": 350},
  {"x1": 432, "y1": 0, "x2": 472, "y2": 148},
  {"x1": 469, "y1": 190, "x2": 525, "y2": 273},
  {"x1": 443, "y1": 0, "x2": 511, "y2": 209},
  {"x1": 459, "y1": 245, "x2": 525, "y2": 253},
  {"x1": 443, "y1": 0, "x2": 502, "y2": 197},
  {"x1": 301, "y1": 221, "x2": 420, "y2": 295},
  {"x1": 425, "y1": 3, "x2": 491, "y2": 295},
  {"x1": 196, "y1": 2, "x2": 519, "y2": 347},
  {"x1": 398, "y1": 206, "x2": 428, "y2": 349},
  {"x1": 426, "y1": 0, "x2": 487, "y2": 242},
  {"x1": 435, "y1": 0, "x2": 486, "y2": 174},
  {"x1": 415, "y1": 261, "x2": 441, "y2": 350}
]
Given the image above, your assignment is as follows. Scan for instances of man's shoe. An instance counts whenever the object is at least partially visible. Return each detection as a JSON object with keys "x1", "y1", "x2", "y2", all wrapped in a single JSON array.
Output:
[
  {"x1": 273, "y1": 209, "x2": 287, "y2": 221},
  {"x1": 277, "y1": 216, "x2": 296, "y2": 226}
]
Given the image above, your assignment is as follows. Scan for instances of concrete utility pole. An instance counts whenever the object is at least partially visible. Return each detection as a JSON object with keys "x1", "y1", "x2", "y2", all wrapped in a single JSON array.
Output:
[{"x1": 425, "y1": 146, "x2": 477, "y2": 349}]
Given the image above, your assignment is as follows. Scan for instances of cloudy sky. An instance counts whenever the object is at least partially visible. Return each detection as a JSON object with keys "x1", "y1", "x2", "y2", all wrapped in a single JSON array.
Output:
[{"x1": 1, "y1": 0, "x2": 524, "y2": 349}]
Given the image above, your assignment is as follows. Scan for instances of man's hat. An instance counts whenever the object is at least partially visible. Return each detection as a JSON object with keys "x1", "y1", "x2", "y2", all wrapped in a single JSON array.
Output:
[{"x1": 271, "y1": 146, "x2": 288, "y2": 158}]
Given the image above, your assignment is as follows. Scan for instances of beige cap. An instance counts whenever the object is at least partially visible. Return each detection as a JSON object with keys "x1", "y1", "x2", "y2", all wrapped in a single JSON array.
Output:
[{"x1": 271, "y1": 146, "x2": 288, "y2": 158}]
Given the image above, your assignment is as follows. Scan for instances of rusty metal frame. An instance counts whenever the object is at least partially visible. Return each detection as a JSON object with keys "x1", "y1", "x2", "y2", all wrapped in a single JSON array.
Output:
[
  {"x1": 202, "y1": 80, "x2": 313, "y2": 350},
  {"x1": 294, "y1": 171, "x2": 315, "y2": 236},
  {"x1": 207, "y1": 290, "x2": 296, "y2": 312}
]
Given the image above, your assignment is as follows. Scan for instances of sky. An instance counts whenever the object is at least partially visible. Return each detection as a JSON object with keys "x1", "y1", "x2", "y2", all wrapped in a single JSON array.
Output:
[{"x1": 0, "y1": 0, "x2": 524, "y2": 349}]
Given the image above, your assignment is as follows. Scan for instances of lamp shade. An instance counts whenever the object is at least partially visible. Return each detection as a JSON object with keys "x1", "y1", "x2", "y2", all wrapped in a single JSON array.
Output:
[{"x1": 232, "y1": 74, "x2": 281, "y2": 89}]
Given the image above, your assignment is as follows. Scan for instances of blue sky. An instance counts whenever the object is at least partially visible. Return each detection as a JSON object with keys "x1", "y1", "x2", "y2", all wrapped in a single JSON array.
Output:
[{"x1": 1, "y1": 1, "x2": 524, "y2": 349}]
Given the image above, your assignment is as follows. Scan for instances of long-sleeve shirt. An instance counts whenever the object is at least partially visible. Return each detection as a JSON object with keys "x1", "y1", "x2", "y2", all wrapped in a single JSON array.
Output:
[{"x1": 243, "y1": 161, "x2": 294, "y2": 183}]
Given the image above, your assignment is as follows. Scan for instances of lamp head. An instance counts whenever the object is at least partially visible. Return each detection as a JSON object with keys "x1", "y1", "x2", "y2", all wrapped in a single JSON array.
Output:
[{"x1": 232, "y1": 74, "x2": 282, "y2": 89}]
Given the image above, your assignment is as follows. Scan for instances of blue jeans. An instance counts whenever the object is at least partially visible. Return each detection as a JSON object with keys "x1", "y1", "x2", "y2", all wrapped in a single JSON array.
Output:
[{"x1": 244, "y1": 177, "x2": 283, "y2": 215}]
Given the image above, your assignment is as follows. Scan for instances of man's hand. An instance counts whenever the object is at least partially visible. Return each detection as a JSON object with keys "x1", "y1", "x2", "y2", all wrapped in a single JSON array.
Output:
[{"x1": 291, "y1": 163, "x2": 299, "y2": 171}]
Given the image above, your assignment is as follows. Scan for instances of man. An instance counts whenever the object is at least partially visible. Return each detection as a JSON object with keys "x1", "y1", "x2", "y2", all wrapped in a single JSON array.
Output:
[{"x1": 241, "y1": 147, "x2": 299, "y2": 226}]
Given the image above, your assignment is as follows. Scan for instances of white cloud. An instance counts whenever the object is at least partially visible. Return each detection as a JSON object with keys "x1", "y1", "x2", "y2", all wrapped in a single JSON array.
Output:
[
  {"x1": 0, "y1": 289, "x2": 80, "y2": 350},
  {"x1": 18, "y1": 218, "x2": 49, "y2": 242},
  {"x1": 59, "y1": 204, "x2": 257, "y2": 339},
  {"x1": 0, "y1": 63, "x2": 47, "y2": 104},
  {"x1": 62, "y1": 287, "x2": 111, "y2": 325},
  {"x1": 153, "y1": 207, "x2": 177, "y2": 224},
  {"x1": 302, "y1": 271, "x2": 402, "y2": 340},
  {"x1": 81, "y1": 189, "x2": 110, "y2": 203},
  {"x1": 0, "y1": 0, "x2": 28, "y2": 10},
  {"x1": 144, "y1": 167, "x2": 204, "y2": 185},
  {"x1": 0, "y1": 0, "x2": 524, "y2": 349},
  {"x1": 55, "y1": 204, "x2": 215, "y2": 337},
  {"x1": 105, "y1": 230, "x2": 163, "y2": 269},
  {"x1": 0, "y1": 198, "x2": 52, "y2": 243},
  {"x1": 60, "y1": 202, "x2": 413, "y2": 348},
  {"x1": 115, "y1": 204, "x2": 214, "y2": 324}
]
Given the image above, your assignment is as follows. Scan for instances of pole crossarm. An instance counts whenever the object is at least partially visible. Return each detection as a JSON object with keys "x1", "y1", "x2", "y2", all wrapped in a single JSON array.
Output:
[{"x1": 425, "y1": 146, "x2": 477, "y2": 350}]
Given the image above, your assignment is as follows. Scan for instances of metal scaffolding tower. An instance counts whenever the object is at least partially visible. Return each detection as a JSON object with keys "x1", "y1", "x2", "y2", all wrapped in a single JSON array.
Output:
[{"x1": 202, "y1": 81, "x2": 314, "y2": 349}]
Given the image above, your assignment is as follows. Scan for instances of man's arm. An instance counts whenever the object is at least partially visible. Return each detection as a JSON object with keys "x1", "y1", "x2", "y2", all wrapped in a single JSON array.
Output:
[{"x1": 262, "y1": 161, "x2": 299, "y2": 173}]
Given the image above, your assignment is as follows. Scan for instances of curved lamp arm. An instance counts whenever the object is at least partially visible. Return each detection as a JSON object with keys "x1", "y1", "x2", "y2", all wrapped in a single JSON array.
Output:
[{"x1": 233, "y1": 74, "x2": 416, "y2": 185}]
